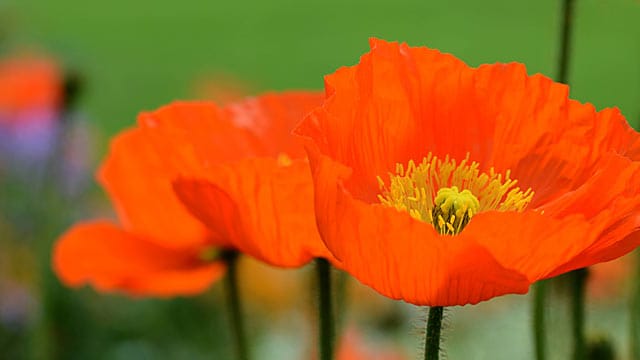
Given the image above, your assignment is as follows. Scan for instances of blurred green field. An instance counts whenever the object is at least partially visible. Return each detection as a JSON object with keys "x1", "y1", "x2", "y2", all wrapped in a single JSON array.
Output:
[{"x1": 6, "y1": 0, "x2": 640, "y2": 141}]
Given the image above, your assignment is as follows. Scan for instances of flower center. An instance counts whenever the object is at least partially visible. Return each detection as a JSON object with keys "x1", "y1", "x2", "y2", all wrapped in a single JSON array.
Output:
[
  {"x1": 377, "y1": 153, "x2": 534, "y2": 235},
  {"x1": 432, "y1": 186, "x2": 479, "y2": 235}
]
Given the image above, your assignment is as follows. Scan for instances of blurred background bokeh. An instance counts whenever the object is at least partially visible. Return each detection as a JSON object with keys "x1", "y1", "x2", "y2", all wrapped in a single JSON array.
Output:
[{"x1": 0, "y1": 0, "x2": 639, "y2": 359}]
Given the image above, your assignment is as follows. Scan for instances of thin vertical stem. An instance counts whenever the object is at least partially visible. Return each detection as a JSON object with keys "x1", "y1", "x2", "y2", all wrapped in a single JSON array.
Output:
[
  {"x1": 556, "y1": 0, "x2": 576, "y2": 84},
  {"x1": 558, "y1": 3, "x2": 585, "y2": 356},
  {"x1": 530, "y1": 1, "x2": 578, "y2": 358},
  {"x1": 223, "y1": 251, "x2": 249, "y2": 360},
  {"x1": 571, "y1": 268, "x2": 588, "y2": 360},
  {"x1": 532, "y1": 281, "x2": 547, "y2": 360},
  {"x1": 36, "y1": 71, "x2": 84, "y2": 360},
  {"x1": 316, "y1": 258, "x2": 334, "y2": 360},
  {"x1": 424, "y1": 306, "x2": 444, "y2": 360}
]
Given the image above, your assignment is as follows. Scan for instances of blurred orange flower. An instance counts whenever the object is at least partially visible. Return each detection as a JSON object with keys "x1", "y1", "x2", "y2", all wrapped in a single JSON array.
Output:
[
  {"x1": 587, "y1": 252, "x2": 632, "y2": 300},
  {"x1": 0, "y1": 55, "x2": 61, "y2": 118},
  {"x1": 295, "y1": 38, "x2": 640, "y2": 306},
  {"x1": 192, "y1": 73, "x2": 252, "y2": 105},
  {"x1": 0, "y1": 54, "x2": 63, "y2": 169},
  {"x1": 336, "y1": 327, "x2": 406, "y2": 360},
  {"x1": 54, "y1": 91, "x2": 333, "y2": 296}
]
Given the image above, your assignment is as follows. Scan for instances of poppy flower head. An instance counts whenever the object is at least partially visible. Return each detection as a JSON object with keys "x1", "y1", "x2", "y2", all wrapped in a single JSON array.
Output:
[
  {"x1": 54, "y1": 91, "x2": 335, "y2": 297},
  {"x1": 295, "y1": 38, "x2": 640, "y2": 306},
  {"x1": 152, "y1": 93, "x2": 336, "y2": 268}
]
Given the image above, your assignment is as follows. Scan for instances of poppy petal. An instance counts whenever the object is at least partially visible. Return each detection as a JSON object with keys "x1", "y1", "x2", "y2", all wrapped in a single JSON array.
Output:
[
  {"x1": 540, "y1": 155, "x2": 640, "y2": 274},
  {"x1": 297, "y1": 39, "x2": 475, "y2": 202},
  {"x1": 492, "y1": 98, "x2": 640, "y2": 206},
  {"x1": 99, "y1": 128, "x2": 210, "y2": 249},
  {"x1": 137, "y1": 101, "x2": 265, "y2": 172},
  {"x1": 224, "y1": 91, "x2": 324, "y2": 158},
  {"x1": 53, "y1": 221, "x2": 225, "y2": 297},
  {"x1": 174, "y1": 157, "x2": 334, "y2": 267}
]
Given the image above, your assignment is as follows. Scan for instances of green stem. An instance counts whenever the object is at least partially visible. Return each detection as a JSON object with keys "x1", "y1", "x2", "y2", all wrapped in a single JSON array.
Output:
[
  {"x1": 334, "y1": 269, "x2": 349, "y2": 336},
  {"x1": 223, "y1": 251, "x2": 249, "y2": 360},
  {"x1": 571, "y1": 268, "x2": 588, "y2": 360},
  {"x1": 556, "y1": 0, "x2": 576, "y2": 84},
  {"x1": 316, "y1": 258, "x2": 334, "y2": 360},
  {"x1": 424, "y1": 306, "x2": 444, "y2": 360},
  {"x1": 532, "y1": 281, "x2": 547, "y2": 360},
  {"x1": 535, "y1": 1, "x2": 577, "y2": 358}
]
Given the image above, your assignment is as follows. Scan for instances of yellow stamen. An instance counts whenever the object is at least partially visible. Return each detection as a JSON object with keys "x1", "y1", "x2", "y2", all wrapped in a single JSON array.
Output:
[
  {"x1": 377, "y1": 153, "x2": 534, "y2": 235},
  {"x1": 432, "y1": 186, "x2": 479, "y2": 235}
]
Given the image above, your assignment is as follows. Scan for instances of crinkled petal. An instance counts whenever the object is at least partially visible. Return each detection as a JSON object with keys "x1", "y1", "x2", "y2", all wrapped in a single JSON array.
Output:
[
  {"x1": 174, "y1": 158, "x2": 335, "y2": 267},
  {"x1": 223, "y1": 91, "x2": 323, "y2": 158},
  {"x1": 53, "y1": 221, "x2": 225, "y2": 297},
  {"x1": 297, "y1": 39, "x2": 476, "y2": 202},
  {"x1": 540, "y1": 155, "x2": 640, "y2": 275},
  {"x1": 138, "y1": 101, "x2": 265, "y2": 173},
  {"x1": 491, "y1": 92, "x2": 640, "y2": 206},
  {"x1": 99, "y1": 128, "x2": 211, "y2": 249}
]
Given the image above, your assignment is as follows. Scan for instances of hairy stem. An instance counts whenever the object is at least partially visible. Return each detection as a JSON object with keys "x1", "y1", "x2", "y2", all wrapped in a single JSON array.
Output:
[{"x1": 424, "y1": 306, "x2": 444, "y2": 360}]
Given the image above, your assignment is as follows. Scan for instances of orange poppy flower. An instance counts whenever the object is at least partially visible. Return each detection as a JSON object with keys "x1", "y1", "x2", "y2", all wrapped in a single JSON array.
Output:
[
  {"x1": 294, "y1": 38, "x2": 640, "y2": 306},
  {"x1": 335, "y1": 327, "x2": 407, "y2": 360},
  {"x1": 0, "y1": 54, "x2": 61, "y2": 119},
  {"x1": 0, "y1": 54, "x2": 63, "y2": 168},
  {"x1": 54, "y1": 91, "x2": 332, "y2": 296}
]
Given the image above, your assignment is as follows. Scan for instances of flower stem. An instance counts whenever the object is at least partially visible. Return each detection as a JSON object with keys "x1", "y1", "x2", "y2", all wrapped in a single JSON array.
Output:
[
  {"x1": 548, "y1": 1, "x2": 578, "y2": 358},
  {"x1": 316, "y1": 258, "x2": 334, "y2": 360},
  {"x1": 532, "y1": 281, "x2": 547, "y2": 360},
  {"x1": 424, "y1": 306, "x2": 444, "y2": 360},
  {"x1": 570, "y1": 268, "x2": 588, "y2": 360},
  {"x1": 556, "y1": 0, "x2": 576, "y2": 84},
  {"x1": 223, "y1": 250, "x2": 249, "y2": 360}
]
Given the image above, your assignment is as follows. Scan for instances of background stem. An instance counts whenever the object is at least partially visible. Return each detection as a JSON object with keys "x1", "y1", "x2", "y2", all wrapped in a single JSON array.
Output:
[
  {"x1": 224, "y1": 251, "x2": 249, "y2": 360},
  {"x1": 571, "y1": 268, "x2": 588, "y2": 360},
  {"x1": 316, "y1": 258, "x2": 334, "y2": 360},
  {"x1": 556, "y1": 0, "x2": 576, "y2": 84},
  {"x1": 532, "y1": 281, "x2": 547, "y2": 360}
]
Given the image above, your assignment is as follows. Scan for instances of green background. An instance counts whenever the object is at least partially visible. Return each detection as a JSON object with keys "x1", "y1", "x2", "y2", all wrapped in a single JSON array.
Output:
[{"x1": 6, "y1": 0, "x2": 640, "y2": 139}]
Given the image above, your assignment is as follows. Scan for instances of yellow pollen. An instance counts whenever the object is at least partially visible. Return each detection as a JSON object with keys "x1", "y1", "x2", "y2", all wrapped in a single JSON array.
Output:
[
  {"x1": 432, "y1": 186, "x2": 479, "y2": 235},
  {"x1": 377, "y1": 153, "x2": 534, "y2": 235}
]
